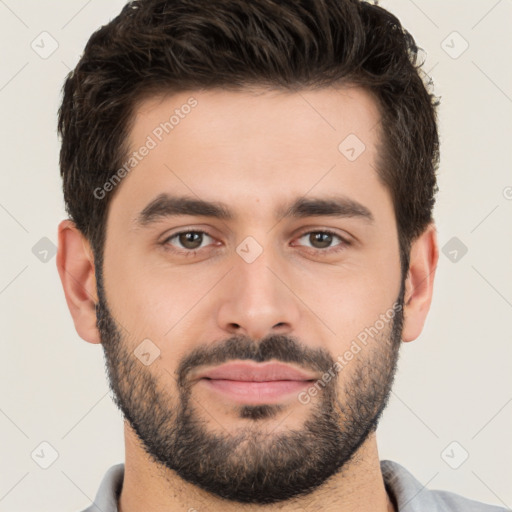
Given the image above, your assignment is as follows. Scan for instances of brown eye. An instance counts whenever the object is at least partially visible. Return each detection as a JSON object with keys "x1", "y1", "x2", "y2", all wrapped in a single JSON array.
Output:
[
  {"x1": 178, "y1": 232, "x2": 203, "y2": 249},
  {"x1": 297, "y1": 231, "x2": 345, "y2": 250},
  {"x1": 165, "y1": 231, "x2": 214, "y2": 251},
  {"x1": 308, "y1": 232, "x2": 334, "y2": 249}
]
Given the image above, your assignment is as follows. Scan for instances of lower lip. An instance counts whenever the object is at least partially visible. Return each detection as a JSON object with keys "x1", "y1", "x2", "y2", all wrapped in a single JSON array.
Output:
[{"x1": 199, "y1": 378, "x2": 312, "y2": 404}]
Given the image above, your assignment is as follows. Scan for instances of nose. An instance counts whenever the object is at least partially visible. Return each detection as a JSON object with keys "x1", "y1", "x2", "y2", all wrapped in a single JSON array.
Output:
[{"x1": 216, "y1": 244, "x2": 300, "y2": 341}]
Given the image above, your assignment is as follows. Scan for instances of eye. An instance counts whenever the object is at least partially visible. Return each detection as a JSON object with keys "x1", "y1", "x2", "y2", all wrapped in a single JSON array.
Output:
[
  {"x1": 161, "y1": 228, "x2": 351, "y2": 257},
  {"x1": 164, "y1": 231, "x2": 215, "y2": 251},
  {"x1": 294, "y1": 230, "x2": 350, "y2": 253}
]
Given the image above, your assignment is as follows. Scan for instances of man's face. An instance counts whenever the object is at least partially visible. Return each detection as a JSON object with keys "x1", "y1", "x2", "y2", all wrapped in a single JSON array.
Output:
[{"x1": 96, "y1": 87, "x2": 405, "y2": 503}]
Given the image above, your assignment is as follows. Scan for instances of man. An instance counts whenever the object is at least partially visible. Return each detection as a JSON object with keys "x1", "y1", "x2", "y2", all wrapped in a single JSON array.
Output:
[{"x1": 56, "y1": 0, "x2": 505, "y2": 511}]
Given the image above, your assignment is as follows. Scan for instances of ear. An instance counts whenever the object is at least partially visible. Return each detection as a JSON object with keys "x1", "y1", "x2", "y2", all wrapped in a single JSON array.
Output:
[
  {"x1": 401, "y1": 222, "x2": 439, "y2": 343},
  {"x1": 56, "y1": 220, "x2": 101, "y2": 344}
]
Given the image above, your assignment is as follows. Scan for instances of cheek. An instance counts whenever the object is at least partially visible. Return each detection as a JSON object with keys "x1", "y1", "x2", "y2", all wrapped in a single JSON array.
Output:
[
  {"x1": 306, "y1": 260, "x2": 400, "y2": 351},
  {"x1": 325, "y1": 283, "x2": 391, "y2": 346},
  {"x1": 104, "y1": 253, "x2": 223, "y2": 344}
]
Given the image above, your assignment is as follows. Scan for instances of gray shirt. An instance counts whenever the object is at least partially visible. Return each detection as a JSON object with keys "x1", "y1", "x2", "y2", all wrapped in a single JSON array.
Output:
[{"x1": 80, "y1": 460, "x2": 507, "y2": 511}]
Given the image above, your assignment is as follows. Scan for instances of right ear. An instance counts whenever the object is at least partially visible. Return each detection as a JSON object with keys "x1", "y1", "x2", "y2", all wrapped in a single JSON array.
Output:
[{"x1": 56, "y1": 220, "x2": 101, "y2": 344}]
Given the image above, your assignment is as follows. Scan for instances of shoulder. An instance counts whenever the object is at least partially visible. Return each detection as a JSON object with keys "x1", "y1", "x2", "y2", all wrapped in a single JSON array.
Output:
[
  {"x1": 429, "y1": 489, "x2": 508, "y2": 512},
  {"x1": 78, "y1": 463, "x2": 125, "y2": 512},
  {"x1": 381, "y1": 460, "x2": 507, "y2": 512}
]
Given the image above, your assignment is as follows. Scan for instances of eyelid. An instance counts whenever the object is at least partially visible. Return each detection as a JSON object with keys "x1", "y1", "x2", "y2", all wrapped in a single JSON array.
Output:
[
  {"x1": 159, "y1": 223, "x2": 217, "y2": 241},
  {"x1": 294, "y1": 227, "x2": 349, "y2": 240}
]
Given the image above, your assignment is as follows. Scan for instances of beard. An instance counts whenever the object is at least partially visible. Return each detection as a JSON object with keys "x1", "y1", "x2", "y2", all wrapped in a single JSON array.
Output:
[{"x1": 96, "y1": 272, "x2": 405, "y2": 504}]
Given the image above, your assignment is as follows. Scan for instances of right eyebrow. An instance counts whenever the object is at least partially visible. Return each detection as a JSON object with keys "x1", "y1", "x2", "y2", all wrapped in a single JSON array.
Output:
[{"x1": 134, "y1": 194, "x2": 233, "y2": 227}]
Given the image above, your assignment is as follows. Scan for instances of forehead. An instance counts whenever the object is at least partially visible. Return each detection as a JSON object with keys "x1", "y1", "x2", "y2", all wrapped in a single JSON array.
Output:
[
  {"x1": 109, "y1": 86, "x2": 388, "y2": 225},
  {"x1": 132, "y1": 86, "x2": 381, "y2": 154}
]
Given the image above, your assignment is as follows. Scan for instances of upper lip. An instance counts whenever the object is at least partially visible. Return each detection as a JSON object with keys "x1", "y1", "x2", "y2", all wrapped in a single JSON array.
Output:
[{"x1": 196, "y1": 361, "x2": 318, "y2": 382}]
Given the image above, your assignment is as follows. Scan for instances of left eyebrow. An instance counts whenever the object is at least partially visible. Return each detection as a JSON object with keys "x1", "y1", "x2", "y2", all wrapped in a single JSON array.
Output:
[
  {"x1": 133, "y1": 193, "x2": 375, "y2": 228},
  {"x1": 277, "y1": 196, "x2": 374, "y2": 223}
]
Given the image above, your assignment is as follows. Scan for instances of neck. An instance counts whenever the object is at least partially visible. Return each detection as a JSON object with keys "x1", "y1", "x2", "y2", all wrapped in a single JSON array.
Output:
[{"x1": 118, "y1": 422, "x2": 394, "y2": 512}]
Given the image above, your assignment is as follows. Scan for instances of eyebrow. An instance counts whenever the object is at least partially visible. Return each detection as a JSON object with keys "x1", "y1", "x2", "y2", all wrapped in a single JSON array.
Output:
[{"x1": 134, "y1": 193, "x2": 374, "y2": 227}]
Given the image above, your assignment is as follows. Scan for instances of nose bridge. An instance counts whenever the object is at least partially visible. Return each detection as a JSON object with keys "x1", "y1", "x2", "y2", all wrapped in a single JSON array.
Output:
[{"x1": 216, "y1": 240, "x2": 300, "y2": 339}]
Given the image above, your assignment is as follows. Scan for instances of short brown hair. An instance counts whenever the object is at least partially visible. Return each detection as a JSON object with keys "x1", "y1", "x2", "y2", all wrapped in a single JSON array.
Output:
[{"x1": 58, "y1": 0, "x2": 439, "y2": 277}]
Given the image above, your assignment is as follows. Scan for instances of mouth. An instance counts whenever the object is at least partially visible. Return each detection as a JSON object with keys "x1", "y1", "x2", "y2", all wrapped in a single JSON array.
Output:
[{"x1": 194, "y1": 361, "x2": 317, "y2": 405}]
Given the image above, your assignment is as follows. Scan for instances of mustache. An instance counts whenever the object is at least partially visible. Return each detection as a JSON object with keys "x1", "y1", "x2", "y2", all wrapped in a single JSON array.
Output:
[{"x1": 176, "y1": 334, "x2": 335, "y2": 388}]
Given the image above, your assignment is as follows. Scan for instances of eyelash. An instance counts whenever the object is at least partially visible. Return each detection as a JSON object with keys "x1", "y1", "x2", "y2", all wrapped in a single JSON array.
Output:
[{"x1": 161, "y1": 229, "x2": 351, "y2": 257}]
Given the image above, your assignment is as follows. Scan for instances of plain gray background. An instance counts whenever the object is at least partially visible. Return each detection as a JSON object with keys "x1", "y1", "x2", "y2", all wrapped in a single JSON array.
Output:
[{"x1": 0, "y1": 1, "x2": 511, "y2": 511}]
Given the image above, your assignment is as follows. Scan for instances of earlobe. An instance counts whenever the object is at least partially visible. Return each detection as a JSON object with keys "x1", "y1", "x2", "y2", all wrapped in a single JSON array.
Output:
[
  {"x1": 56, "y1": 220, "x2": 101, "y2": 344},
  {"x1": 401, "y1": 223, "x2": 439, "y2": 343}
]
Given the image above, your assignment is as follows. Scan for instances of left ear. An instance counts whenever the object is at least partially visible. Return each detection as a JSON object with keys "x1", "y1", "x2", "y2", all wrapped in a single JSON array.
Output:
[{"x1": 401, "y1": 222, "x2": 439, "y2": 343}]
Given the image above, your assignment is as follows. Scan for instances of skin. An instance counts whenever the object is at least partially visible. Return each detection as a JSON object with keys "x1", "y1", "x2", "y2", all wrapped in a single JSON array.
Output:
[{"x1": 57, "y1": 86, "x2": 438, "y2": 512}]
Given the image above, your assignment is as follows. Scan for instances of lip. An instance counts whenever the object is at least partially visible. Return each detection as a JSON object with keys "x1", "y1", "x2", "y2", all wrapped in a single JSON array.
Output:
[
  {"x1": 197, "y1": 361, "x2": 318, "y2": 382},
  {"x1": 195, "y1": 361, "x2": 317, "y2": 405}
]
